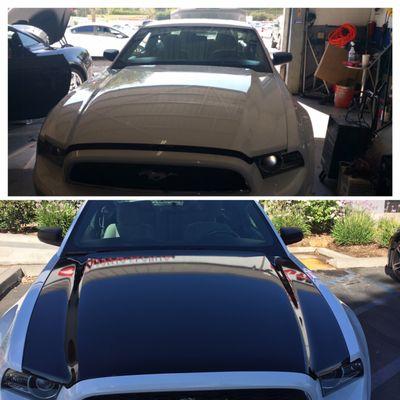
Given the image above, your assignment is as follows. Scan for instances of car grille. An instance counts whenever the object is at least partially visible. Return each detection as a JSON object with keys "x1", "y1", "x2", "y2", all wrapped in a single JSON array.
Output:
[
  {"x1": 68, "y1": 163, "x2": 250, "y2": 193},
  {"x1": 85, "y1": 389, "x2": 309, "y2": 400}
]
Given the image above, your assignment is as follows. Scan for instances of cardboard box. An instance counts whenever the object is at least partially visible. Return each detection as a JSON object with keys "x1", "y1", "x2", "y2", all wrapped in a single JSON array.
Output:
[
  {"x1": 337, "y1": 162, "x2": 375, "y2": 195},
  {"x1": 314, "y1": 43, "x2": 362, "y2": 86}
]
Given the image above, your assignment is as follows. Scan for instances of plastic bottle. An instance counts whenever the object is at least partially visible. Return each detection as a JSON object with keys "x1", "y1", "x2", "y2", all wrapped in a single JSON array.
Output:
[{"x1": 348, "y1": 42, "x2": 356, "y2": 62}]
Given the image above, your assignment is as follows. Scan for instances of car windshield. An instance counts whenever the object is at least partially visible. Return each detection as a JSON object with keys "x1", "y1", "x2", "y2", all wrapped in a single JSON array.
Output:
[
  {"x1": 65, "y1": 200, "x2": 280, "y2": 253},
  {"x1": 114, "y1": 26, "x2": 272, "y2": 73}
]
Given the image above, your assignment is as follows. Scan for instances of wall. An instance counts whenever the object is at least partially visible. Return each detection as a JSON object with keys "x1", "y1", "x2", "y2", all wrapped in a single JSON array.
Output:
[
  {"x1": 285, "y1": 8, "x2": 306, "y2": 93},
  {"x1": 370, "y1": 8, "x2": 392, "y2": 28},
  {"x1": 311, "y1": 8, "x2": 372, "y2": 26}
]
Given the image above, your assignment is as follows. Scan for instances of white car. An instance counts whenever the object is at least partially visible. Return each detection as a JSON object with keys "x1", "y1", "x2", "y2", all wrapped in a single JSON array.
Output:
[
  {"x1": 0, "y1": 200, "x2": 370, "y2": 400},
  {"x1": 63, "y1": 23, "x2": 131, "y2": 57},
  {"x1": 112, "y1": 23, "x2": 137, "y2": 36},
  {"x1": 34, "y1": 19, "x2": 314, "y2": 195}
]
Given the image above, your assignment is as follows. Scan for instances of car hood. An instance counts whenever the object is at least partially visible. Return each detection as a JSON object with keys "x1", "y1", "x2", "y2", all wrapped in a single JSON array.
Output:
[
  {"x1": 8, "y1": 8, "x2": 71, "y2": 44},
  {"x1": 22, "y1": 253, "x2": 349, "y2": 385},
  {"x1": 50, "y1": 65, "x2": 290, "y2": 157}
]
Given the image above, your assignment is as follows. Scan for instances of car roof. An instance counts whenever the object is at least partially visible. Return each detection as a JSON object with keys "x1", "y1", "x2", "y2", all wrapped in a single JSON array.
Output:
[
  {"x1": 70, "y1": 22, "x2": 119, "y2": 28},
  {"x1": 145, "y1": 18, "x2": 254, "y2": 29}
]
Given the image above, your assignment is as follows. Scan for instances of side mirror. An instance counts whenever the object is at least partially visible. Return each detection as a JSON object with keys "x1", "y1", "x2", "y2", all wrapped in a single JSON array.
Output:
[
  {"x1": 280, "y1": 227, "x2": 303, "y2": 245},
  {"x1": 116, "y1": 34, "x2": 126, "y2": 39},
  {"x1": 43, "y1": 34, "x2": 50, "y2": 47},
  {"x1": 38, "y1": 227, "x2": 63, "y2": 246},
  {"x1": 272, "y1": 52, "x2": 293, "y2": 65},
  {"x1": 103, "y1": 49, "x2": 119, "y2": 61}
]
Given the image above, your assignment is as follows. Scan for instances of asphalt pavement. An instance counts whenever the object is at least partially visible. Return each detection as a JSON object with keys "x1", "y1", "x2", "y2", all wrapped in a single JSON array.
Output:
[
  {"x1": 318, "y1": 267, "x2": 400, "y2": 400},
  {"x1": 0, "y1": 261, "x2": 398, "y2": 399}
]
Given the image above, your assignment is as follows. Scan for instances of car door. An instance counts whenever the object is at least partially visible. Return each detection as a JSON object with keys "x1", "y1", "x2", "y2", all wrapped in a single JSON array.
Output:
[{"x1": 8, "y1": 28, "x2": 71, "y2": 120}]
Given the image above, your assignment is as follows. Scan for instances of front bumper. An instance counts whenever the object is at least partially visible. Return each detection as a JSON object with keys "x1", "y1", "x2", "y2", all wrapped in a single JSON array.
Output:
[
  {"x1": 33, "y1": 148, "x2": 313, "y2": 196},
  {"x1": 0, "y1": 371, "x2": 369, "y2": 400}
]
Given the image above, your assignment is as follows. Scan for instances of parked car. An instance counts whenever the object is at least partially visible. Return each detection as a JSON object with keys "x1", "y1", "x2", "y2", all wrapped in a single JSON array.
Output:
[
  {"x1": 171, "y1": 8, "x2": 247, "y2": 21},
  {"x1": 386, "y1": 229, "x2": 400, "y2": 282},
  {"x1": 34, "y1": 19, "x2": 314, "y2": 196},
  {"x1": 62, "y1": 23, "x2": 132, "y2": 57},
  {"x1": 111, "y1": 23, "x2": 137, "y2": 37},
  {"x1": 8, "y1": 8, "x2": 93, "y2": 120},
  {"x1": 0, "y1": 200, "x2": 370, "y2": 400}
]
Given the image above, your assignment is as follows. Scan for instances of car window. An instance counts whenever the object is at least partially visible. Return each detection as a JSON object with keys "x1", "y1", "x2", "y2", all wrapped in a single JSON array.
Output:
[
  {"x1": 72, "y1": 26, "x2": 94, "y2": 34},
  {"x1": 8, "y1": 30, "x2": 20, "y2": 58},
  {"x1": 94, "y1": 25, "x2": 111, "y2": 35},
  {"x1": 95, "y1": 26, "x2": 125, "y2": 37},
  {"x1": 115, "y1": 26, "x2": 272, "y2": 73},
  {"x1": 16, "y1": 31, "x2": 40, "y2": 48},
  {"x1": 66, "y1": 201, "x2": 279, "y2": 253},
  {"x1": 110, "y1": 27, "x2": 123, "y2": 36}
]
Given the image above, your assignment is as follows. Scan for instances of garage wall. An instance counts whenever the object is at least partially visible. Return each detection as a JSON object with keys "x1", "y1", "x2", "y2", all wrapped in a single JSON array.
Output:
[
  {"x1": 370, "y1": 8, "x2": 392, "y2": 28},
  {"x1": 311, "y1": 8, "x2": 372, "y2": 26}
]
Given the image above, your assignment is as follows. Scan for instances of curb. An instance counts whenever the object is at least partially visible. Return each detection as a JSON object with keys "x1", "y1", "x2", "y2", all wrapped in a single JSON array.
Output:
[
  {"x1": 0, "y1": 265, "x2": 44, "y2": 277},
  {"x1": 290, "y1": 246, "x2": 387, "y2": 269},
  {"x1": 0, "y1": 267, "x2": 24, "y2": 299}
]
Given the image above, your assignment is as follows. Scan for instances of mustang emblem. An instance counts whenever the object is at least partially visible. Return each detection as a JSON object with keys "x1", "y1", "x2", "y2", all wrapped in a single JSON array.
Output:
[{"x1": 138, "y1": 170, "x2": 178, "y2": 181}]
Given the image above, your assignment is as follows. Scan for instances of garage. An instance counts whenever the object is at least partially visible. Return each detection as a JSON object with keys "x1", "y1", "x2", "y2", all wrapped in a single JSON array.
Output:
[{"x1": 8, "y1": 7, "x2": 392, "y2": 196}]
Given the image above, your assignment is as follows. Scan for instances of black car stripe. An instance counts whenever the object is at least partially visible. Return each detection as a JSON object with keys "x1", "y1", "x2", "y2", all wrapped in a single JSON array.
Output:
[{"x1": 22, "y1": 253, "x2": 349, "y2": 384}]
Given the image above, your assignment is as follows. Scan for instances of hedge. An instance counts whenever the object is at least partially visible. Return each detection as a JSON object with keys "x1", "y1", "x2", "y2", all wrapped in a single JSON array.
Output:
[{"x1": 0, "y1": 201, "x2": 83, "y2": 234}]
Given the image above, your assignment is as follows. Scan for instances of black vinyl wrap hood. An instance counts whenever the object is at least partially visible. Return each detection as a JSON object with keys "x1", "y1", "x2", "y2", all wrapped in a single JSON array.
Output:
[
  {"x1": 22, "y1": 253, "x2": 350, "y2": 385},
  {"x1": 8, "y1": 8, "x2": 71, "y2": 44}
]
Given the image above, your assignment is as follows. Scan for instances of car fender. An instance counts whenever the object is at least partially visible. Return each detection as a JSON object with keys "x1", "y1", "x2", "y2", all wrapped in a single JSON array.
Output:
[
  {"x1": 342, "y1": 302, "x2": 371, "y2": 398},
  {"x1": 0, "y1": 265, "x2": 54, "y2": 372}
]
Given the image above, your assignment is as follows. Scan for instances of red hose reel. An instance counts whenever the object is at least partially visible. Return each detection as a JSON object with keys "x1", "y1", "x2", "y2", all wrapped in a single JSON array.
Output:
[{"x1": 328, "y1": 23, "x2": 357, "y2": 47}]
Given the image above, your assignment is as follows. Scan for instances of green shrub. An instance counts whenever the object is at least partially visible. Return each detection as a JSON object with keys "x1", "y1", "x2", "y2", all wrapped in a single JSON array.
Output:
[
  {"x1": 332, "y1": 211, "x2": 375, "y2": 246},
  {"x1": 0, "y1": 201, "x2": 37, "y2": 232},
  {"x1": 300, "y1": 200, "x2": 341, "y2": 234},
  {"x1": 36, "y1": 201, "x2": 81, "y2": 236},
  {"x1": 375, "y1": 217, "x2": 400, "y2": 248},
  {"x1": 155, "y1": 10, "x2": 171, "y2": 20},
  {"x1": 270, "y1": 213, "x2": 311, "y2": 237},
  {"x1": 261, "y1": 200, "x2": 339, "y2": 236}
]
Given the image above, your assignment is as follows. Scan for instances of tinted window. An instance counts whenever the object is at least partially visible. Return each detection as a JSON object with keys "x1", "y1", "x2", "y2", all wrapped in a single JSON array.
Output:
[
  {"x1": 66, "y1": 200, "x2": 278, "y2": 252},
  {"x1": 16, "y1": 31, "x2": 39, "y2": 47},
  {"x1": 95, "y1": 25, "x2": 126, "y2": 37},
  {"x1": 8, "y1": 30, "x2": 20, "y2": 57},
  {"x1": 72, "y1": 26, "x2": 94, "y2": 34},
  {"x1": 115, "y1": 26, "x2": 271, "y2": 73}
]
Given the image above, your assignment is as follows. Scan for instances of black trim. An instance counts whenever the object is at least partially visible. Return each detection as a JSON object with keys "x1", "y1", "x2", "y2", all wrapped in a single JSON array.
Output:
[
  {"x1": 65, "y1": 143, "x2": 254, "y2": 164},
  {"x1": 67, "y1": 163, "x2": 250, "y2": 193},
  {"x1": 85, "y1": 389, "x2": 309, "y2": 400}
]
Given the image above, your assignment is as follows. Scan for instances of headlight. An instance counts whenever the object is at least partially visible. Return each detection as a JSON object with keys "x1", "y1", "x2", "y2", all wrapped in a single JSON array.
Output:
[
  {"x1": 319, "y1": 358, "x2": 364, "y2": 396},
  {"x1": 255, "y1": 151, "x2": 305, "y2": 177},
  {"x1": 2, "y1": 369, "x2": 61, "y2": 399},
  {"x1": 37, "y1": 138, "x2": 66, "y2": 166}
]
